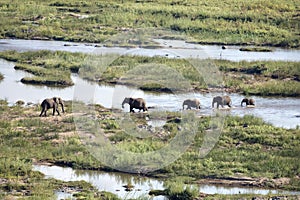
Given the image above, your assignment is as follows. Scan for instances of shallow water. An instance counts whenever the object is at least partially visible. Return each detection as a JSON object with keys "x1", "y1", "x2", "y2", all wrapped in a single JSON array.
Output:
[
  {"x1": 33, "y1": 165, "x2": 165, "y2": 200},
  {"x1": 1, "y1": 38, "x2": 300, "y2": 62},
  {"x1": 0, "y1": 58, "x2": 299, "y2": 129},
  {"x1": 33, "y1": 164, "x2": 300, "y2": 200}
]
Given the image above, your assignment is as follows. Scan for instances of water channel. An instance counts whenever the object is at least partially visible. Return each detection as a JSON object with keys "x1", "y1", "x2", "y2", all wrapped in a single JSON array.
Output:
[
  {"x1": 1, "y1": 38, "x2": 300, "y2": 62},
  {"x1": 33, "y1": 164, "x2": 300, "y2": 200},
  {"x1": 0, "y1": 57, "x2": 299, "y2": 129}
]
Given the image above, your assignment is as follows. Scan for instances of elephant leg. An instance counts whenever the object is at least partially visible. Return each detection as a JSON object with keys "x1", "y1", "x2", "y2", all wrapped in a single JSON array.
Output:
[
  {"x1": 52, "y1": 107, "x2": 56, "y2": 116},
  {"x1": 130, "y1": 106, "x2": 134, "y2": 113},
  {"x1": 56, "y1": 107, "x2": 61, "y2": 115},
  {"x1": 39, "y1": 108, "x2": 45, "y2": 117}
]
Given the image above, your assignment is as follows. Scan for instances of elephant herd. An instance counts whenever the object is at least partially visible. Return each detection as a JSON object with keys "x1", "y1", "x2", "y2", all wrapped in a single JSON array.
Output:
[
  {"x1": 121, "y1": 96, "x2": 255, "y2": 113},
  {"x1": 39, "y1": 96, "x2": 255, "y2": 116}
]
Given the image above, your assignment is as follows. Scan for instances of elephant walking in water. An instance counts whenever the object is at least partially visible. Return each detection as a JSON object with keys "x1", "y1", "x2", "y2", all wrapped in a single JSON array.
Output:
[
  {"x1": 182, "y1": 99, "x2": 200, "y2": 110},
  {"x1": 122, "y1": 97, "x2": 148, "y2": 113},
  {"x1": 39, "y1": 97, "x2": 65, "y2": 117},
  {"x1": 212, "y1": 95, "x2": 232, "y2": 108},
  {"x1": 241, "y1": 98, "x2": 255, "y2": 107}
]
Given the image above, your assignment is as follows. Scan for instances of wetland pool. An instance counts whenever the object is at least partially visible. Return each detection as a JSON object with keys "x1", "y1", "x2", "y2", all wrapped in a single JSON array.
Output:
[{"x1": 33, "y1": 164, "x2": 300, "y2": 200}]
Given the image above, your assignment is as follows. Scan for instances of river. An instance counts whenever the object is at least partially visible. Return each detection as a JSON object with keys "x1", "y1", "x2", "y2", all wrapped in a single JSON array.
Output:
[
  {"x1": 0, "y1": 58, "x2": 299, "y2": 128},
  {"x1": 1, "y1": 38, "x2": 300, "y2": 62}
]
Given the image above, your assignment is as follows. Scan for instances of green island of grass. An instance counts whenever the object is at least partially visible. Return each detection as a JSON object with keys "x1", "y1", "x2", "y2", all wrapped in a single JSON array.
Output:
[
  {"x1": 0, "y1": 50, "x2": 299, "y2": 96},
  {"x1": 239, "y1": 47, "x2": 273, "y2": 52}
]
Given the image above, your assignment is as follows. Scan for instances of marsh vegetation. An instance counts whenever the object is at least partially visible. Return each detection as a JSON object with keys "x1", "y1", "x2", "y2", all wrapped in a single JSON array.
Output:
[
  {"x1": 0, "y1": 0, "x2": 299, "y2": 48},
  {"x1": 0, "y1": 50, "x2": 299, "y2": 96},
  {"x1": 0, "y1": 100, "x2": 299, "y2": 199},
  {"x1": 0, "y1": 0, "x2": 299, "y2": 199}
]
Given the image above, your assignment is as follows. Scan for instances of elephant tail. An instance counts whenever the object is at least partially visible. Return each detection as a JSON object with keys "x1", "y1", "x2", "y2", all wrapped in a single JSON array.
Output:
[{"x1": 147, "y1": 106, "x2": 155, "y2": 110}]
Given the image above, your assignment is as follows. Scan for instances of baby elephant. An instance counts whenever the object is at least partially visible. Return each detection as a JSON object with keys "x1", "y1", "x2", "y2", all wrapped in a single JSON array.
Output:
[
  {"x1": 122, "y1": 97, "x2": 148, "y2": 113},
  {"x1": 182, "y1": 99, "x2": 201, "y2": 110},
  {"x1": 241, "y1": 98, "x2": 255, "y2": 107},
  {"x1": 212, "y1": 95, "x2": 232, "y2": 108},
  {"x1": 39, "y1": 97, "x2": 65, "y2": 117}
]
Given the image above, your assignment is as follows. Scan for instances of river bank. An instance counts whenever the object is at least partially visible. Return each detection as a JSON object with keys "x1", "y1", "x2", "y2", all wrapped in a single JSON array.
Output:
[{"x1": 0, "y1": 100, "x2": 299, "y2": 199}]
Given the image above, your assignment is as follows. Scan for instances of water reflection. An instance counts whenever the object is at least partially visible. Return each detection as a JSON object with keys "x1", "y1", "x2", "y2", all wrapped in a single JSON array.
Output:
[
  {"x1": 33, "y1": 165, "x2": 165, "y2": 200},
  {"x1": 33, "y1": 164, "x2": 300, "y2": 199}
]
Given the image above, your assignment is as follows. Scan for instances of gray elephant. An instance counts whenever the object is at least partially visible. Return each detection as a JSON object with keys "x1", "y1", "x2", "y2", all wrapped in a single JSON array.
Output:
[
  {"x1": 241, "y1": 98, "x2": 255, "y2": 107},
  {"x1": 39, "y1": 97, "x2": 65, "y2": 117},
  {"x1": 212, "y1": 95, "x2": 232, "y2": 108},
  {"x1": 182, "y1": 99, "x2": 200, "y2": 110},
  {"x1": 122, "y1": 97, "x2": 148, "y2": 113}
]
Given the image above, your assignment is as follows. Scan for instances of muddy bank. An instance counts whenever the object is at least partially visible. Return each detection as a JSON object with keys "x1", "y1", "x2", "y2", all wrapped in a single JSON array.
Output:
[{"x1": 195, "y1": 177, "x2": 297, "y2": 191}]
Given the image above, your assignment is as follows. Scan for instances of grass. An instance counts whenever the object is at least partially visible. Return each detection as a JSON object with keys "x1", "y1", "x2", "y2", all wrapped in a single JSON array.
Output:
[
  {"x1": 0, "y1": 50, "x2": 86, "y2": 86},
  {"x1": 0, "y1": 0, "x2": 299, "y2": 48},
  {"x1": 0, "y1": 100, "x2": 299, "y2": 200},
  {"x1": 217, "y1": 60, "x2": 300, "y2": 96},
  {"x1": 1, "y1": 50, "x2": 299, "y2": 96}
]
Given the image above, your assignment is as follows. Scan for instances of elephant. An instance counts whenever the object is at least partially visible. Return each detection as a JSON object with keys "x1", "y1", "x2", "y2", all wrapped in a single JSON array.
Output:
[
  {"x1": 241, "y1": 98, "x2": 255, "y2": 107},
  {"x1": 182, "y1": 99, "x2": 200, "y2": 110},
  {"x1": 122, "y1": 97, "x2": 148, "y2": 113},
  {"x1": 212, "y1": 95, "x2": 232, "y2": 108},
  {"x1": 39, "y1": 97, "x2": 65, "y2": 117}
]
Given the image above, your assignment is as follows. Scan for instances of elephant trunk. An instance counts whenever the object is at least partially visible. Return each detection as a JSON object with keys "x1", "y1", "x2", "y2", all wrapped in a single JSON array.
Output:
[{"x1": 121, "y1": 99, "x2": 127, "y2": 108}]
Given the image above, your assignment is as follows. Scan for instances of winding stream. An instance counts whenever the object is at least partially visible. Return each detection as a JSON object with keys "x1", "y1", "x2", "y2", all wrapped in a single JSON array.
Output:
[{"x1": 33, "y1": 164, "x2": 300, "y2": 200}]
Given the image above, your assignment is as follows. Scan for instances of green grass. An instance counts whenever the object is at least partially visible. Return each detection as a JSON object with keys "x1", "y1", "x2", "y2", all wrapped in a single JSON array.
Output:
[
  {"x1": 1, "y1": 50, "x2": 299, "y2": 96},
  {"x1": 0, "y1": 0, "x2": 299, "y2": 48},
  {"x1": 0, "y1": 50, "x2": 86, "y2": 86},
  {"x1": 0, "y1": 100, "x2": 300, "y2": 199}
]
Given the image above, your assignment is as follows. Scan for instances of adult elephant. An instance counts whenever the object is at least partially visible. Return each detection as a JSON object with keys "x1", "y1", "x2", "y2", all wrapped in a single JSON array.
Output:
[
  {"x1": 122, "y1": 97, "x2": 148, "y2": 113},
  {"x1": 182, "y1": 99, "x2": 200, "y2": 110},
  {"x1": 241, "y1": 98, "x2": 255, "y2": 107},
  {"x1": 39, "y1": 97, "x2": 65, "y2": 117},
  {"x1": 212, "y1": 95, "x2": 232, "y2": 108}
]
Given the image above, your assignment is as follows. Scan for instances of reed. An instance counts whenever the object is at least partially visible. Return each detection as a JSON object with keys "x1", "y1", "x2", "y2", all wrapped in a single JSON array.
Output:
[{"x1": 0, "y1": 0, "x2": 298, "y2": 47}]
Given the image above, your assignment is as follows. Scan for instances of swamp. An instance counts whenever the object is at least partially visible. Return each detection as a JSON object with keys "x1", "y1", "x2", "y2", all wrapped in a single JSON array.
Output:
[{"x1": 0, "y1": 0, "x2": 300, "y2": 200}]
